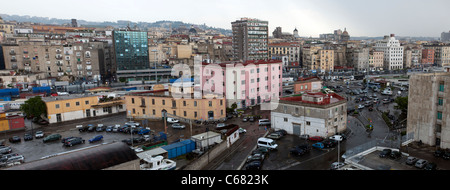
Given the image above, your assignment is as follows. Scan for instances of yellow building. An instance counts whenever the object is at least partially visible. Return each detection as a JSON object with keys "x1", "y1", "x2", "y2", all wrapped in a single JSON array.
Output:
[
  {"x1": 125, "y1": 90, "x2": 226, "y2": 121},
  {"x1": 0, "y1": 17, "x2": 15, "y2": 34},
  {"x1": 44, "y1": 94, "x2": 126, "y2": 124}
]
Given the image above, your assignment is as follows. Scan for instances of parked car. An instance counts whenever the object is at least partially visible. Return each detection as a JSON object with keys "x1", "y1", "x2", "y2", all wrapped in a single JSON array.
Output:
[
  {"x1": 23, "y1": 133, "x2": 33, "y2": 141},
  {"x1": 77, "y1": 125, "x2": 89, "y2": 132},
  {"x1": 312, "y1": 142, "x2": 325, "y2": 149},
  {"x1": 171, "y1": 123, "x2": 186, "y2": 129},
  {"x1": 96, "y1": 125, "x2": 104, "y2": 132},
  {"x1": 246, "y1": 153, "x2": 264, "y2": 163},
  {"x1": 330, "y1": 162, "x2": 346, "y2": 170},
  {"x1": 358, "y1": 104, "x2": 364, "y2": 109},
  {"x1": 258, "y1": 119, "x2": 271, "y2": 126},
  {"x1": 105, "y1": 125, "x2": 114, "y2": 132},
  {"x1": 329, "y1": 135, "x2": 343, "y2": 142},
  {"x1": 238, "y1": 128, "x2": 247, "y2": 133},
  {"x1": 137, "y1": 128, "x2": 151, "y2": 135},
  {"x1": 308, "y1": 136, "x2": 324, "y2": 141},
  {"x1": 415, "y1": 159, "x2": 429, "y2": 169},
  {"x1": 290, "y1": 146, "x2": 306, "y2": 156},
  {"x1": 434, "y1": 149, "x2": 444, "y2": 157},
  {"x1": 379, "y1": 149, "x2": 392, "y2": 158},
  {"x1": 89, "y1": 135, "x2": 103, "y2": 143},
  {"x1": 167, "y1": 118, "x2": 179, "y2": 123},
  {"x1": 0, "y1": 146, "x2": 12, "y2": 154},
  {"x1": 246, "y1": 160, "x2": 262, "y2": 170},
  {"x1": 406, "y1": 156, "x2": 418, "y2": 165},
  {"x1": 424, "y1": 162, "x2": 437, "y2": 170},
  {"x1": 9, "y1": 136, "x2": 21, "y2": 143},
  {"x1": 61, "y1": 137, "x2": 76, "y2": 144},
  {"x1": 300, "y1": 134, "x2": 310, "y2": 140},
  {"x1": 322, "y1": 139, "x2": 336, "y2": 148},
  {"x1": 266, "y1": 133, "x2": 282, "y2": 140},
  {"x1": 0, "y1": 153, "x2": 19, "y2": 162},
  {"x1": 216, "y1": 123, "x2": 226, "y2": 129},
  {"x1": 43, "y1": 134, "x2": 62, "y2": 143},
  {"x1": 242, "y1": 117, "x2": 248, "y2": 122},
  {"x1": 112, "y1": 125, "x2": 121, "y2": 132},
  {"x1": 64, "y1": 137, "x2": 85, "y2": 147},
  {"x1": 443, "y1": 152, "x2": 450, "y2": 160},
  {"x1": 6, "y1": 155, "x2": 24, "y2": 164},
  {"x1": 252, "y1": 147, "x2": 270, "y2": 156},
  {"x1": 389, "y1": 151, "x2": 401, "y2": 160},
  {"x1": 35, "y1": 131, "x2": 44, "y2": 138},
  {"x1": 87, "y1": 124, "x2": 96, "y2": 132},
  {"x1": 274, "y1": 129, "x2": 287, "y2": 136}
]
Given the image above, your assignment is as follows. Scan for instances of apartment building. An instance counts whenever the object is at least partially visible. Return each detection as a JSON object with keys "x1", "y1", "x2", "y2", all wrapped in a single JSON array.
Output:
[
  {"x1": 271, "y1": 92, "x2": 347, "y2": 137},
  {"x1": 199, "y1": 59, "x2": 283, "y2": 109},
  {"x1": 369, "y1": 50, "x2": 384, "y2": 71},
  {"x1": 268, "y1": 42, "x2": 301, "y2": 64},
  {"x1": 303, "y1": 46, "x2": 334, "y2": 72},
  {"x1": 407, "y1": 72, "x2": 450, "y2": 149},
  {"x1": 422, "y1": 49, "x2": 435, "y2": 66},
  {"x1": 231, "y1": 18, "x2": 269, "y2": 61},
  {"x1": 348, "y1": 47, "x2": 370, "y2": 71},
  {"x1": 374, "y1": 34, "x2": 404, "y2": 70},
  {"x1": 403, "y1": 47, "x2": 422, "y2": 69},
  {"x1": 1, "y1": 41, "x2": 106, "y2": 81},
  {"x1": 125, "y1": 90, "x2": 226, "y2": 121},
  {"x1": 293, "y1": 77, "x2": 322, "y2": 94},
  {"x1": 423, "y1": 43, "x2": 450, "y2": 67}
]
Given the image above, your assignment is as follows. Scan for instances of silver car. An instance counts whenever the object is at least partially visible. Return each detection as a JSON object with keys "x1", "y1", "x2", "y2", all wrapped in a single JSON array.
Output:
[
  {"x1": 415, "y1": 159, "x2": 428, "y2": 169},
  {"x1": 171, "y1": 123, "x2": 185, "y2": 129}
]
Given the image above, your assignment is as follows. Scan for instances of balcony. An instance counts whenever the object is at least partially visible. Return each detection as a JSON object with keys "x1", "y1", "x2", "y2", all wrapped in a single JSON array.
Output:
[{"x1": 9, "y1": 51, "x2": 16, "y2": 55}]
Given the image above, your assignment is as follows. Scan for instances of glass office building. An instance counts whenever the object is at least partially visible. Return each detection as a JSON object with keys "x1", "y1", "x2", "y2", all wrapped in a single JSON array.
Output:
[{"x1": 113, "y1": 30, "x2": 150, "y2": 81}]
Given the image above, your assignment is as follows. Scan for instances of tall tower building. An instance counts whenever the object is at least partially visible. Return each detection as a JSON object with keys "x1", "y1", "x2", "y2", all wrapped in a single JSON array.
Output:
[
  {"x1": 231, "y1": 18, "x2": 269, "y2": 61},
  {"x1": 113, "y1": 30, "x2": 150, "y2": 81}
]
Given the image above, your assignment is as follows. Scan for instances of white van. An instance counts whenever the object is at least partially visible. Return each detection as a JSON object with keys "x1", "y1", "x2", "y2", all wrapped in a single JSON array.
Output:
[
  {"x1": 257, "y1": 138, "x2": 278, "y2": 150},
  {"x1": 258, "y1": 119, "x2": 271, "y2": 126}
]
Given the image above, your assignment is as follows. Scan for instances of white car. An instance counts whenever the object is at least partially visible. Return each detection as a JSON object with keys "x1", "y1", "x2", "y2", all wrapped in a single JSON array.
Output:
[
  {"x1": 35, "y1": 131, "x2": 44, "y2": 138},
  {"x1": 329, "y1": 135, "x2": 343, "y2": 141},
  {"x1": 216, "y1": 123, "x2": 226, "y2": 129},
  {"x1": 171, "y1": 123, "x2": 185, "y2": 129},
  {"x1": 358, "y1": 104, "x2": 364, "y2": 109},
  {"x1": 167, "y1": 118, "x2": 179, "y2": 123}
]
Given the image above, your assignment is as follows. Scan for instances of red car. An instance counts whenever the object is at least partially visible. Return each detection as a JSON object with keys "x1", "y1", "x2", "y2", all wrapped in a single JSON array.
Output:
[{"x1": 308, "y1": 136, "x2": 323, "y2": 141}]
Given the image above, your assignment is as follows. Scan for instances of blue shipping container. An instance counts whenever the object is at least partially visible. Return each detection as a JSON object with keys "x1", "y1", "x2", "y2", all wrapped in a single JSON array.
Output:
[
  {"x1": 0, "y1": 88, "x2": 19, "y2": 97},
  {"x1": 162, "y1": 139, "x2": 195, "y2": 159},
  {"x1": 32, "y1": 86, "x2": 51, "y2": 94}
]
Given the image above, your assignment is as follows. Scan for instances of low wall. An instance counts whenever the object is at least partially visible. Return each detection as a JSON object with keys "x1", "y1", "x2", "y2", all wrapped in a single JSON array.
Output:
[{"x1": 183, "y1": 140, "x2": 228, "y2": 170}]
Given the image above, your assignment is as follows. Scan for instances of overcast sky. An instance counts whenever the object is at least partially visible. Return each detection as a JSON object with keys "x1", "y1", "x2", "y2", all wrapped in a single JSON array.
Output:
[{"x1": 2, "y1": 0, "x2": 450, "y2": 37}]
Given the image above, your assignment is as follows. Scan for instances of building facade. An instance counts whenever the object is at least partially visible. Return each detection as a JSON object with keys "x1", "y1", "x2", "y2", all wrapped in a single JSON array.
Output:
[
  {"x1": 369, "y1": 50, "x2": 384, "y2": 71},
  {"x1": 271, "y1": 92, "x2": 347, "y2": 137},
  {"x1": 231, "y1": 18, "x2": 269, "y2": 61},
  {"x1": 423, "y1": 44, "x2": 450, "y2": 67},
  {"x1": 125, "y1": 90, "x2": 226, "y2": 121},
  {"x1": 374, "y1": 34, "x2": 404, "y2": 70},
  {"x1": 113, "y1": 30, "x2": 151, "y2": 82},
  {"x1": 44, "y1": 94, "x2": 126, "y2": 124},
  {"x1": 422, "y1": 49, "x2": 435, "y2": 66},
  {"x1": 199, "y1": 60, "x2": 283, "y2": 109},
  {"x1": 407, "y1": 72, "x2": 450, "y2": 149}
]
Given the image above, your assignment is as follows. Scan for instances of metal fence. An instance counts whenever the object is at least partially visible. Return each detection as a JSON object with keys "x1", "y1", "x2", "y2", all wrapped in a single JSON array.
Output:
[{"x1": 343, "y1": 132, "x2": 414, "y2": 159}]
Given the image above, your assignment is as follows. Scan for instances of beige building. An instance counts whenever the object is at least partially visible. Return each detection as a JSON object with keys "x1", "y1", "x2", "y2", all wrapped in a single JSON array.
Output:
[
  {"x1": 369, "y1": 50, "x2": 384, "y2": 71},
  {"x1": 0, "y1": 17, "x2": 15, "y2": 34},
  {"x1": 125, "y1": 90, "x2": 226, "y2": 121},
  {"x1": 407, "y1": 72, "x2": 450, "y2": 149},
  {"x1": 303, "y1": 46, "x2": 334, "y2": 72}
]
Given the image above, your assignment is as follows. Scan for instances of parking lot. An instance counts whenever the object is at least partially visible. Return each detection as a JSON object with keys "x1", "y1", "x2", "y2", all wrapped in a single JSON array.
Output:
[{"x1": 242, "y1": 134, "x2": 346, "y2": 170}]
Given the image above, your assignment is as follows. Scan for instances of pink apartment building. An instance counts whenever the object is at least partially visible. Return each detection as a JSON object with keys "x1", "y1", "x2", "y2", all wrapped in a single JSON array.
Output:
[{"x1": 199, "y1": 59, "x2": 283, "y2": 109}]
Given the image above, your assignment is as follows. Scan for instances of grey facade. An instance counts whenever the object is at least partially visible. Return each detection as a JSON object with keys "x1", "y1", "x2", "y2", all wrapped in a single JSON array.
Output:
[
  {"x1": 231, "y1": 18, "x2": 269, "y2": 61},
  {"x1": 407, "y1": 72, "x2": 450, "y2": 149}
]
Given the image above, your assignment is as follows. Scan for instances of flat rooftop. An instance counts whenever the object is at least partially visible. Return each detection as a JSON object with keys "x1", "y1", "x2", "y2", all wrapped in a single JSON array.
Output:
[{"x1": 344, "y1": 147, "x2": 417, "y2": 170}]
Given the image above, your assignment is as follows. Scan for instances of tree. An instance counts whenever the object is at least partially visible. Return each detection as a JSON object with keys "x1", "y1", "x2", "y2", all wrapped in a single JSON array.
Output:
[
  {"x1": 20, "y1": 96, "x2": 47, "y2": 119},
  {"x1": 394, "y1": 96, "x2": 408, "y2": 112}
]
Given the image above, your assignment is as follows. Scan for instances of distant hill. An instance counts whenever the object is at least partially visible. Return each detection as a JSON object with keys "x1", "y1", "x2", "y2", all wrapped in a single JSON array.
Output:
[{"x1": 0, "y1": 13, "x2": 232, "y2": 35}]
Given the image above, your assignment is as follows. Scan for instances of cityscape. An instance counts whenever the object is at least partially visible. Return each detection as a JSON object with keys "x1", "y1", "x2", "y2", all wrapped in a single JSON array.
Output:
[{"x1": 0, "y1": 1, "x2": 449, "y2": 179}]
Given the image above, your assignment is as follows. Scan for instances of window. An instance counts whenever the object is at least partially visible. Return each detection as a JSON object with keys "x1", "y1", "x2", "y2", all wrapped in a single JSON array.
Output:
[
  {"x1": 152, "y1": 99, "x2": 155, "y2": 105},
  {"x1": 76, "y1": 102, "x2": 80, "y2": 106},
  {"x1": 66, "y1": 103, "x2": 70, "y2": 107},
  {"x1": 438, "y1": 112, "x2": 443, "y2": 120},
  {"x1": 194, "y1": 101, "x2": 197, "y2": 107},
  {"x1": 438, "y1": 98, "x2": 444, "y2": 106},
  {"x1": 220, "y1": 100, "x2": 223, "y2": 106},
  {"x1": 55, "y1": 104, "x2": 60, "y2": 109},
  {"x1": 209, "y1": 101, "x2": 212, "y2": 107},
  {"x1": 306, "y1": 121, "x2": 311, "y2": 126},
  {"x1": 132, "y1": 108, "x2": 136, "y2": 114},
  {"x1": 284, "y1": 118, "x2": 288, "y2": 122},
  {"x1": 439, "y1": 82, "x2": 445, "y2": 92},
  {"x1": 184, "y1": 111, "x2": 187, "y2": 117},
  {"x1": 131, "y1": 98, "x2": 135, "y2": 104},
  {"x1": 152, "y1": 109, "x2": 155, "y2": 115},
  {"x1": 183, "y1": 101, "x2": 186, "y2": 106},
  {"x1": 194, "y1": 111, "x2": 197, "y2": 118},
  {"x1": 162, "y1": 100, "x2": 165, "y2": 105},
  {"x1": 172, "y1": 100, "x2": 176, "y2": 107}
]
